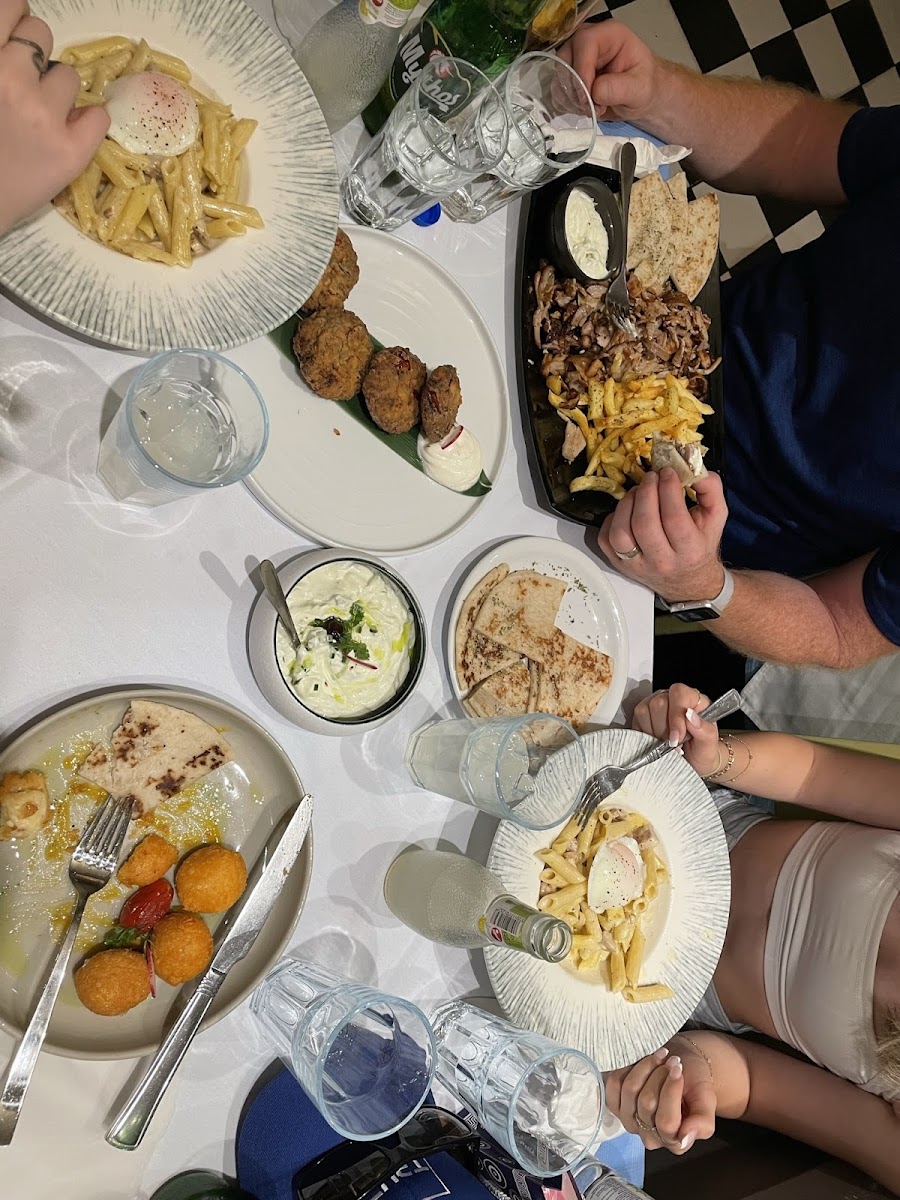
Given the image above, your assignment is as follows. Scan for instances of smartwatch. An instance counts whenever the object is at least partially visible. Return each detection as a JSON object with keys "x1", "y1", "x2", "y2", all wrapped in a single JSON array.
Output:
[{"x1": 655, "y1": 567, "x2": 735, "y2": 623}]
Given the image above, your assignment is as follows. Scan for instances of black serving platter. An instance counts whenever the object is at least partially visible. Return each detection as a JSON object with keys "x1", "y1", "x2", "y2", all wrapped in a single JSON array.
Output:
[{"x1": 514, "y1": 163, "x2": 725, "y2": 529}]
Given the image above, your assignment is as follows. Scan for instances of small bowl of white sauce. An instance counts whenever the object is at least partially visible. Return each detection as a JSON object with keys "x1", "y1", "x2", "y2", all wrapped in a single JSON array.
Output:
[
  {"x1": 248, "y1": 550, "x2": 426, "y2": 735},
  {"x1": 550, "y1": 177, "x2": 624, "y2": 284}
]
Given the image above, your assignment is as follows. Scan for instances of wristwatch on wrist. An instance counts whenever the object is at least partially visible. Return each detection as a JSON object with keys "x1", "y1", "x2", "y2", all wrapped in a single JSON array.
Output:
[{"x1": 655, "y1": 567, "x2": 735, "y2": 623}]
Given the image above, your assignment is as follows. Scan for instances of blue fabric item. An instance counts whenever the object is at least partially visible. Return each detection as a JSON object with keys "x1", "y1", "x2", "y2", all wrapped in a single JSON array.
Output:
[
  {"x1": 597, "y1": 121, "x2": 671, "y2": 180},
  {"x1": 596, "y1": 1133, "x2": 645, "y2": 1190},
  {"x1": 719, "y1": 104, "x2": 900, "y2": 644},
  {"x1": 236, "y1": 1068, "x2": 494, "y2": 1200}
]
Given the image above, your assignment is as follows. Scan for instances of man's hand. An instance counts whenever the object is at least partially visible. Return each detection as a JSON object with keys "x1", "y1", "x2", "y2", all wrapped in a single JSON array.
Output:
[
  {"x1": 557, "y1": 19, "x2": 659, "y2": 122},
  {"x1": 0, "y1": 0, "x2": 109, "y2": 235},
  {"x1": 598, "y1": 468, "x2": 728, "y2": 601}
]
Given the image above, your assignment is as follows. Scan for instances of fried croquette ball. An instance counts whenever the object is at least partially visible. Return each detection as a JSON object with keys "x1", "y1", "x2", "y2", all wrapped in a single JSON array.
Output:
[
  {"x1": 175, "y1": 845, "x2": 248, "y2": 913},
  {"x1": 420, "y1": 364, "x2": 462, "y2": 443},
  {"x1": 151, "y1": 912, "x2": 214, "y2": 986},
  {"x1": 0, "y1": 770, "x2": 51, "y2": 840},
  {"x1": 118, "y1": 834, "x2": 179, "y2": 887},
  {"x1": 74, "y1": 949, "x2": 150, "y2": 1016},
  {"x1": 361, "y1": 346, "x2": 426, "y2": 435},
  {"x1": 302, "y1": 229, "x2": 359, "y2": 312},
  {"x1": 293, "y1": 309, "x2": 373, "y2": 401}
]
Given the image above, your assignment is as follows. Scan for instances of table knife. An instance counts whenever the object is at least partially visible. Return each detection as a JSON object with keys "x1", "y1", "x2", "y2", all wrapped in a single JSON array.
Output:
[{"x1": 106, "y1": 794, "x2": 313, "y2": 1151}]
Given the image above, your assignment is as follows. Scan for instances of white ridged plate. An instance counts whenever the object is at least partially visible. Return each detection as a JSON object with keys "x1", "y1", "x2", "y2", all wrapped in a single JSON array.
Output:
[
  {"x1": 0, "y1": 0, "x2": 339, "y2": 351},
  {"x1": 486, "y1": 727, "x2": 730, "y2": 1070}
]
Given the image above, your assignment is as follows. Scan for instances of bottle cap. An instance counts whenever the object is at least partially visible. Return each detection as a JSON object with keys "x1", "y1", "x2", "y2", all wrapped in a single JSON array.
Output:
[{"x1": 412, "y1": 204, "x2": 441, "y2": 227}]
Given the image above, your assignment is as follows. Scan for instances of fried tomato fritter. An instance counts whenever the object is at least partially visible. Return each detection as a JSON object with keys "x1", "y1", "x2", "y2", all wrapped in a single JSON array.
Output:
[
  {"x1": 420, "y1": 364, "x2": 462, "y2": 443},
  {"x1": 74, "y1": 949, "x2": 150, "y2": 1016},
  {"x1": 302, "y1": 229, "x2": 359, "y2": 312},
  {"x1": 151, "y1": 911, "x2": 214, "y2": 986},
  {"x1": 118, "y1": 834, "x2": 179, "y2": 887},
  {"x1": 361, "y1": 346, "x2": 426, "y2": 435},
  {"x1": 293, "y1": 309, "x2": 373, "y2": 401},
  {"x1": 175, "y1": 845, "x2": 248, "y2": 913}
]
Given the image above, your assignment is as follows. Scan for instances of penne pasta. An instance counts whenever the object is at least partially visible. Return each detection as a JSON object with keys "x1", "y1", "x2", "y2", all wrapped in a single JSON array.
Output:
[
  {"x1": 625, "y1": 927, "x2": 646, "y2": 988},
  {"x1": 534, "y1": 848, "x2": 585, "y2": 885},
  {"x1": 95, "y1": 186, "x2": 131, "y2": 243},
  {"x1": 111, "y1": 183, "x2": 154, "y2": 244},
  {"x1": 147, "y1": 183, "x2": 172, "y2": 252},
  {"x1": 95, "y1": 141, "x2": 143, "y2": 190},
  {"x1": 608, "y1": 948, "x2": 626, "y2": 993},
  {"x1": 623, "y1": 983, "x2": 675, "y2": 1004},
  {"x1": 171, "y1": 185, "x2": 192, "y2": 268},
  {"x1": 201, "y1": 196, "x2": 263, "y2": 228},
  {"x1": 125, "y1": 38, "x2": 151, "y2": 74},
  {"x1": 148, "y1": 48, "x2": 191, "y2": 81},
  {"x1": 63, "y1": 36, "x2": 132, "y2": 64},
  {"x1": 206, "y1": 217, "x2": 246, "y2": 239}
]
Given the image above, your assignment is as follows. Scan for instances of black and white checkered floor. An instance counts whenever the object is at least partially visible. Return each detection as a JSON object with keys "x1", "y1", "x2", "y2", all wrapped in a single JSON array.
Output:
[{"x1": 591, "y1": 0, "x2": 900, "y2": 275}]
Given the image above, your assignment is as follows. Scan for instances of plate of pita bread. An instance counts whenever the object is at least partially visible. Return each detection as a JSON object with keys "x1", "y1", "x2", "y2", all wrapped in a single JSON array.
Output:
[
  {"x1": 450, "y1": 537, "x2": 628, "y2": 730},
  {"x1": 0, "y1": 686, "x2": 312, "y2": 1058}
]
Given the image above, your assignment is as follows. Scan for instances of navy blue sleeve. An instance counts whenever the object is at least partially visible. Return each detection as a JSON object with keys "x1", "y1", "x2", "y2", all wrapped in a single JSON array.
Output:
[
  {"x1": 862, "y1": 543, "x2": 900, "y2": 646},
  {"x1": 839, "y1": 106, "x2": 900, "y2": 201}
]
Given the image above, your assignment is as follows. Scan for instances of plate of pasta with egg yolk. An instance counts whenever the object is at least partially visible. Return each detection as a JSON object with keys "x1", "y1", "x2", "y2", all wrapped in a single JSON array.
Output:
[
  {"x1": 0, "y1": 0, "x2": 339, "y2": 352},
  {"x1": 485, "y1": 726, "x2": 731, "y2": 1070}
]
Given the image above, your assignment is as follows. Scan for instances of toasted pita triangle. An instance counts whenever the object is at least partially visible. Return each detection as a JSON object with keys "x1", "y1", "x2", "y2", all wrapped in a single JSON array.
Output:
[
  {"x1": 473, "y1": 571, "x2": 566, "y2": 664},
  {"x1": 455, "y1": 563, "x2": 521, "y2": 690},
  {"x1": 671, "y1": 193, "x2": 719, "y2": 301},
  {"x1": 465, "y1": 662, "x2": 531, "y2": 718}
]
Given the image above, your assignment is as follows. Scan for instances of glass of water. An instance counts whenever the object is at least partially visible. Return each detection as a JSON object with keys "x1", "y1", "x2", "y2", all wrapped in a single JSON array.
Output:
[
  {"x1": 249, "y1": 957, "x2": 436, "y2": 1141},
  {"x1": 431, "y1": 1000, "x2": 604, "y2": 1178},
  {"x1": 405, "y1": 713, "x2": 586, "y2": 829},
  {"x1": 443, "y1": 52, "x2": 597, "y2": 224},
  {"x1": 97, "y1": 349, "x2": 268, "y2": 506},
  {"x1": 341, "y1": 57, "x2": 510, "y2": 231}
]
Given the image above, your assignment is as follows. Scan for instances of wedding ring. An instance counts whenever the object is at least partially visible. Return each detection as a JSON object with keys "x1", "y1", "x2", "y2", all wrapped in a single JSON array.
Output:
[
  {"x1": 615, "y1": 545, "x2": 641, "y2": 561},
  {"x1": 8, "y1": 36, "x2": 49, "y2": 76}
]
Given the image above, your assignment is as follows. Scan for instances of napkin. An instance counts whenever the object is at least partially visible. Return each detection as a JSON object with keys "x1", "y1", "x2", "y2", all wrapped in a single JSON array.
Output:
[
  {"x1": 547, "y1": 117, "x2": 690, "y2": 177},
  {"x1": 0, "y1": 1032, "x2": 176, "y2": 1200}
]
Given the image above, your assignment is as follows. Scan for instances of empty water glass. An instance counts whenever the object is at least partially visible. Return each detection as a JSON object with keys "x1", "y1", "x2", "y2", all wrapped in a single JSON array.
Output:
[
  {"x1": 98, "y1": 349, "x2": 268, "y2": 505},
  {"x1": 442, "y1": 52, "x2": 597, "y2": 223},
  {"x1": 249, "y1": 957, "x2": 435, "y2": 1140},
  {"x1": 431, "y1": 1000, "x2": 604, "y2": 1177},
  {"x1": 341, "y1": 57, "x2": 509, "y2": 231},
  {"x1": 405, "y1": 713, "x2": 586, "y2": 830}
]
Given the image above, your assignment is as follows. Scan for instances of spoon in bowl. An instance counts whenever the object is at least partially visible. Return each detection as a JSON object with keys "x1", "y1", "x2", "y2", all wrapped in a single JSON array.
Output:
[{"x1": 259, "y1": 560, "x2": 301, "y2": 653}]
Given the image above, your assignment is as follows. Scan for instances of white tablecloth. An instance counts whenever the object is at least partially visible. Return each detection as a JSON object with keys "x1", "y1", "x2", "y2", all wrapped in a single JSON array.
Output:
[{"x1": 0, "y1": 7, "x2": 653, "y2": 1192}]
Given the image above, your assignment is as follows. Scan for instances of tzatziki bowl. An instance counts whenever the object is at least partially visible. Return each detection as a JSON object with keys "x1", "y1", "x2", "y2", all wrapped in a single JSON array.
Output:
[{"x1": 248, "y1": 549, "x2": 426, "y2": 736}]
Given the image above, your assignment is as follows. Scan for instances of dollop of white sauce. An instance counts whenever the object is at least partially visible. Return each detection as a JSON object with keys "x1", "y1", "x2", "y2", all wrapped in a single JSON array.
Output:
[
  {"x1": 417, "y1": 428, "x2": 483, "y2": 492},
  {"x1": 564, "y1": 188, "x2": 610, "y2": 279},
  {"x1": 275, "y1": 561, "x2": 414, "y2": 720}
]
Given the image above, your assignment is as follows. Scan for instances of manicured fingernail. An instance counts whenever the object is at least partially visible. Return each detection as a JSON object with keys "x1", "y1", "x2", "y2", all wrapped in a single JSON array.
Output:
[
  {"x1": 681, "y1": 1133, "x2": 695, "y2": 1151},
  {"x1": 667, "y1": 1056, "x2": 681, "y2": 1069},
  {"x1": 654, "y1": 1047, "x2": 669, "y2": 1061},
  {"x1": 670, "y1": 1063, "x2": 683, "y2": 1080},
  {"x1": 668, "y1": 732, "x2": 680, "y2": 747},
  {"x1": 686, "y1": 707, "x2": 701, "y2": 727}
]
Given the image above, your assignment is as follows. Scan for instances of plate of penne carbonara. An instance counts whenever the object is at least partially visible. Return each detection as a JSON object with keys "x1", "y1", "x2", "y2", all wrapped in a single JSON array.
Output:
[
  {"x1": 0, "y1": 0, "x2": 339, "y2": 352},
  {"x1": 485, "y1": 726, "x2": 731, "y2": 1070}
]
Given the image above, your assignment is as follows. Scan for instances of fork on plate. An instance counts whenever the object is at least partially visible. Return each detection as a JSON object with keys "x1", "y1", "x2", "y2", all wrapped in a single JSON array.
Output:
[
  {"x1": 571, "y1": 689, "x2": 742, "y2": 832},
  {"x1": 606, "y1": 140, "x2": 638, "y2": 338},
  {"x1": 0, "y1": 792, "x2": 134, "y2": 1145}
]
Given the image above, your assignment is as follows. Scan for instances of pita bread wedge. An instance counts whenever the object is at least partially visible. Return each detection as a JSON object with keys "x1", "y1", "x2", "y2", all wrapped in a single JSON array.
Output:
[
  {"x1": 79, "y1": 700, "x2": 234, "y2": 817},
  {"x1": 455, "y1": 563, "x2": 521, "y2": 690},
  {"x1": 671, "y1": 193, "x2": 719, "y2": 301},
  {"x1": 473, "y1": 571, "x2": 566, "y2": 664},
  {"x1": 537, "y1": 631, "x2": 613, "y2": 730},
  {"x1": 666, "y1": 170, "x2": 688, "y2": 205},
  {"x1": 626, "y1": 171, "x2": 681, "y2": 292},
  {"x1": 465, "y1": 662, "x2": 531, "y2": 718}
]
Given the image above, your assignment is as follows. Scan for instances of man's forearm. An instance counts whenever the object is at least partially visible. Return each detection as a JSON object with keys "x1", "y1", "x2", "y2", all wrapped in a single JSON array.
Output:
[{"x1": 637, "y1": 59, "x2": 853, "y2": 204}]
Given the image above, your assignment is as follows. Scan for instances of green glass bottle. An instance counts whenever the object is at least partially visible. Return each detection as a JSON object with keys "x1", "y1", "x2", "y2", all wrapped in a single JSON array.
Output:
[
  {"x1": 361, "y1": 0, "x2": 548, "y2": 133},
  {"x1": 148, "y1": 1170, "x2": 253, "y2": 1200}
]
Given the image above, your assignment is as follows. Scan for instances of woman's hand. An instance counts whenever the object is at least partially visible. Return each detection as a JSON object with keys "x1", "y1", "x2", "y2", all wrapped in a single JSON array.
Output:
[
  {"x1": 605, "y1": 1042, "x2": 717, "y2": 1152},
  {"x1": 631, "y1": 683, "x2": 720, "y2": 778},
  {"x1": 557, "y1": 19, "x2": 659, "y2": 122},
  {"x1": 0, "y1": 0, "x2": 109, "y2": 234}
]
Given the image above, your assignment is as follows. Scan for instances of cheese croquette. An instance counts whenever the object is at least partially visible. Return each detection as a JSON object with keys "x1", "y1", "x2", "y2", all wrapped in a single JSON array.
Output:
[
  {"x1": 175, "y1": 845, "x2": 247, "y2": 913},
  {"x1": 118, "y1": 834, "x2": 179, "y2": 887},
  {"x1": 362, "y1": 346, "x2": 427, "y2": 435},
  {"x1": 293, "y1": 309, "x2": 373, "y2": 401},
  {"x1": 74, "y1": 949, "x2": 150, "y2": 1016},
  {"x1": 302, "y1": 229, "x2": 359, "y2": 312},
  {"x1": 0, "y1": 770, "x2": 51, "y2": 840},
  {"x1": 151, "y1": 912, "x2": 214, "y2": 986}
]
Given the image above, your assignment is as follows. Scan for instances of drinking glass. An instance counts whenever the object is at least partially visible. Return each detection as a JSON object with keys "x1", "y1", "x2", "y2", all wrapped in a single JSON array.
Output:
[
  {"x1": 431, "y1": 1000, "x2": 604, "y2": 1178},
  {"x1": 405, "y1": 713, "x2": 586, "y2": 830},
  {"x1": 341, "y1": 57, "x2": 510, "y2": 231},
  {"x1": 442, "y1": 52, "x2": 597, "y2": 223},
  {"x1": 97, "y1": 349, "x2": 268, "y2": 506},
  {"x1": 249, "y1": 957, "x2": 436, "y2": 1140}
]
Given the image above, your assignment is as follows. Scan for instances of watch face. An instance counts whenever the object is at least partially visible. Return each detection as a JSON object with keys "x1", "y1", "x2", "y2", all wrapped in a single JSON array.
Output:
[{"x1": 674, "y1": 606, "x2": 720, "y2": 623}]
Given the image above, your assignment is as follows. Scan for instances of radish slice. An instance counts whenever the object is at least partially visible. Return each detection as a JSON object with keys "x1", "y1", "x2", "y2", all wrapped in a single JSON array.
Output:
[
  {"x1": 145, "y1": 941, "x2": 157, "y2": 998},
  {"x1": 346, "y1": 655, "x2": 377, "y2": 670},
  {"x1": 441, "y1": 425, "x2": 463, "y2": 449}
]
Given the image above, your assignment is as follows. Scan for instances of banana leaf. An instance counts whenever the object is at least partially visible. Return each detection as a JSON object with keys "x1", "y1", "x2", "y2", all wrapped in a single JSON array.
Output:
[{"x1": 268, "y1": 313, "x2": 493, "y2": 497}]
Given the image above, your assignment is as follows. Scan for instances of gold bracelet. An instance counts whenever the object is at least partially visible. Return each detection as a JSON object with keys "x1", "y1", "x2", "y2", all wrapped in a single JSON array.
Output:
[
  {"x1": 721, "y1": 734, "x2": 753, "y2": 784},
  {"x1": 699, "y1": 741, "x2": 725, "y2": 780},
  {"x1": 676, "y1": 1034, "x2": 714, "y2": 1084},
  {"x1": 703, "y1": 736, "x2": 734, "y2": 781}
]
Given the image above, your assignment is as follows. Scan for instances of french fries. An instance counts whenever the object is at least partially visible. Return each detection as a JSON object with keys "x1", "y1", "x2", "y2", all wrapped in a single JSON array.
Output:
[{"x1": 555, "y1": 372, "x2": 709, "y2": 499}]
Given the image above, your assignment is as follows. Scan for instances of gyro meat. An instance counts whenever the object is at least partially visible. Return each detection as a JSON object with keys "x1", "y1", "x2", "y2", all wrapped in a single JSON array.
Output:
[
  {"x1": 294, "y1": 309, "x2": 373, "y2": 401},
  {"x1": 420, "y1": 364, "x2": 462, "y2": 444},
  {"x1": 361, "y1": 346, "x2": 426, "y2": 435},
  {"x1": 303, "y1": 228, "x2": 359, "y2": 312}
]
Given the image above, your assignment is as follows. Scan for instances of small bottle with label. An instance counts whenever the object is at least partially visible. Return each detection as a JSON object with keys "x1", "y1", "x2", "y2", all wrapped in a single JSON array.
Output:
[{"x1": 384, "y1": 847, "x2": 572, "y2": 962}]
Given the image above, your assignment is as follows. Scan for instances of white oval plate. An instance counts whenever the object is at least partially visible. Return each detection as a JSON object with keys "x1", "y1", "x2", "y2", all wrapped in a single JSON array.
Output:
[
  {"x1": 0, "y1": 686, "x2": 312, "y2": 1059},
  {"x1": 447, "y1": 536, "x2": 628, "y2": 727},
  {"x1": 236, "y1": 226, "x2": 509, "y2": 556},
  {"x1": 0, "y1": 0, "x2": 339, "y2": 351},
  {"x1": 485, "y1": 727, "x2": 730, "y2": 1070}
]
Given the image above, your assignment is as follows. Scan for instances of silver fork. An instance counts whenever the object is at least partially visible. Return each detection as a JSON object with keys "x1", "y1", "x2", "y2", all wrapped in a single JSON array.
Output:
[
  {"x1": 572, "y1": 689, "x2": 742, "y2": 832},
  {"x1": 0, "y1": 793, "x2": 134, "y2": 1145},
  {"x1": 606, "y1": 140, "x2": 638, "y2": 338}
]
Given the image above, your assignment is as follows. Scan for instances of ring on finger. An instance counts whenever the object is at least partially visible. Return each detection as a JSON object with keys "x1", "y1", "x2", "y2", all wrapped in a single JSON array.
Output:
[
  {"x1": 635, "y1": 1114, "x2": 657, "y2": 1134},
  {"x1": 614, "y1": 544, "x2": 641, "y2": 561},
  {"x1": 8, "y1": 36, "x2": 49, "y2": 76}
]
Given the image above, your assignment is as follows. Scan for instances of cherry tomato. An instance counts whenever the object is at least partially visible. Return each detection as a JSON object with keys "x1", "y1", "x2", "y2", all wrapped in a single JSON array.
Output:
[{"x1": 120, "y1": 879, "x2": 174, "y2": 930}]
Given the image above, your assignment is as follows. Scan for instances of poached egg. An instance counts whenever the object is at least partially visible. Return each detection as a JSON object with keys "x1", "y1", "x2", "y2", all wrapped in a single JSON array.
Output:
[
  {"x1": 105, "y1": 71, "x2": 200, "y2": 157},
  {"x1": 587, "y1": 834, "x2": 645, "y2": 912}
]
